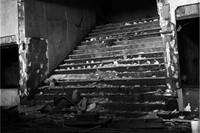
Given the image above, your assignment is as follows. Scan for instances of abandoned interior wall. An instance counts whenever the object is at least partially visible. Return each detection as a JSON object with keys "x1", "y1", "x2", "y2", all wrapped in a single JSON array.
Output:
[
  {"x1": 24, "y1": 0, "x2": 96, "y2": 93},
  {"x1": 0, "y1": 0, "x2": 18, "y2": 37},
  {"x1": 168, "y1": 0, "x2": 199, "y2": 23},
  {"x1": 0, "y1": 0, "x2": 20, "y2": 106},
  {"x1": 175, "y1": 3, "x2": 199, "y2": 112},
  {"x1": 47, "y1": 2, "x2": 96, "y2": 73},
  {"x1": 159, "y1": 0, "x2": 199, "y2": 111}
]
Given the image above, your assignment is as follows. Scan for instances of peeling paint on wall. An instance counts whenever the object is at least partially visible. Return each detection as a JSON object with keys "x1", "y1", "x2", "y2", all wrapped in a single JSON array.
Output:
[
  {"x1": 27, "y1": 38, "x2": 49, "y2": 93},
  {"x1": 18, "y1": 0, "x2": 29, "y2": 97},
  {"x1": 157, "y1": 0, "x2": 180, "y2": 93}
]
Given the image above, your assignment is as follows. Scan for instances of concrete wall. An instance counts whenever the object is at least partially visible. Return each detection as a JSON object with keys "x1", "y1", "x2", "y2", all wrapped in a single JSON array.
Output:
[
  {"x1": 168, "y1": 0, "x2": 200, "y2": 23},
  {"x1": 23, "y1": 0, "x2": 96, "y2": 92},
  {"x1": 25, "y1": 0, "x2": 96, "y2": 73},
  {"x1": 0, "y1": 0, "x2": 18, "y2": 37},
  {"x1": 164, "y1": 0, "x2": 200, "y2": 112},
  {"x1": 0, "y1": 89, "x2": 20, "y2": 106},
  {"x1": 47, "y1": 3, "x2": 96, "y2": 72}
]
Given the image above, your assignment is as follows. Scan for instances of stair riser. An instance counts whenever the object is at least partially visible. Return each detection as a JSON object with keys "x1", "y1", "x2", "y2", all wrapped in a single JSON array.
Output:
[
  {"x1": 64, "y1": 52, "x2": 164, "y2": 65},
  {"x1": 101, "y1": 103, "x2": 166, "y2": 112},
  {"x1": 79, "y1": 36, "x2": 162, "y2": 50},
  {"x1": 69, "y1": 47, "x2": 164, "y2": 59},
  {"x1": 35, "y1": 93, "x2": 167, "y2": 103},
  {"x1": 93, "y1": 21, "x2": 159, "y2": 32},
  {"x1": 75, "y1": 42, "x2": 163, "y2": 55},
  {"x1": 60, "y1": 58, "x2": 164, "y2": 69},
  {"x1": 39, "y1": 86, "x2": 167, "y2": 95},
  {"x1": 95, "y1": 17, "x2": 159, "y2": 29},
  {"x1": 85, "y1": 28, "x2": 161, "y2": 40},
  {"x1": 90, "y1": 22, "x2": 159, "y2": 36},
  {"x1": 55, "y1": 78, "x2": 166, "y2": 86},
  {"x1": 81, "y1": 32, "x2": 161, "y2": 46},
  {"x1": 52, "y1": 71, "x2": 166, "y2": 82},
  {"x1": 55, "y1": 64, "x2": 165, "y2": 74}
]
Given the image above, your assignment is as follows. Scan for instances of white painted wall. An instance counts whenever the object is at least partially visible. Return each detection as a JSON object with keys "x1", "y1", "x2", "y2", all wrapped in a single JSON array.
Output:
[
  {"x1": 0, "y1": 0, "x2": 18, "y2": 37},
  {"x1": 168, "y1": 0, "x2": 200, "y2": 23},
  {"x1": 0, "y1": 89, "x2": 20, "y2": 106}
]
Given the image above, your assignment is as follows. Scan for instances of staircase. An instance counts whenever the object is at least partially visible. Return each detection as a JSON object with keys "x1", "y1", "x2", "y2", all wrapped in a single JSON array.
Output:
[{"x1": 35, "y1": 17, "x2": 177, "y2": 118}]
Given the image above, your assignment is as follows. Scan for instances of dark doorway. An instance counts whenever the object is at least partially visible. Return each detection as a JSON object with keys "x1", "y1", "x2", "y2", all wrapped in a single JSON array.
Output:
[
  {"x1": 176, "y1": 17, "x2": 199, "y2": 87},
  {"x1": 0, "y1": 44, "x2": 20, "y2": 88}
]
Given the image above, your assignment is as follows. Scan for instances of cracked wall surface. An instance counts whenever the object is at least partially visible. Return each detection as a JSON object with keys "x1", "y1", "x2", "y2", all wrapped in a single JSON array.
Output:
[{"x1": 157, "y1": 0, "x2": 180, "y2": 93}]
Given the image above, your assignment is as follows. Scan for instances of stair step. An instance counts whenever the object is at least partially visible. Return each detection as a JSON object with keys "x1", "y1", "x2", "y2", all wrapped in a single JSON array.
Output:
[
  {"x1": 95, "y1": 17, "x2": 159, "y2": 29},
  {"x1": 64, "y1": 52, "x2": 164, "y2": 65},
  {"x1": 35, "y1": 93, "x2": 167, "y2": 103},
  {"x1": 77, "y1": 36, "x2": 163, "y2": 50},
  {"x1": 89, "y1": 21, "x2": 159, "y2": 36},
  {"x1": 74, "y1": 41, "x2": 163, "y2": 55},
  {"x1": 69, "y1": 47, "x2": 165, "y2": 59},
  {"x1": 51, "y1": 70, "x2": 166, "y2": 82},
  {"x1": 85, "y1": 27, "x2": 161, "y2": 40},
  {"x1": 55, "y1": 77, "x2": 166, "y2": 86},
  {"x1": 81, "y1": 31, "x2": 162, "y2": 46},
  {"x1": 100, "y1": 102, "x2": 166, "y2": 112},
  {"x1": 38, "y1": 86, "x2": 167, "y2": 95},
  {"x1": 55, "y1": 63, "x2": 165, "y2": 74},
  {"x1": 60, "y1": 57, "x2": 164, "y2": 69},
  {"x1": 93, "y1": 20, "x2": 159, "y2": 33}
]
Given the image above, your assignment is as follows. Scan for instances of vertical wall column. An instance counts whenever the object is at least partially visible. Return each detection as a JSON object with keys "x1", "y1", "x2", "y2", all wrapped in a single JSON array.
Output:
[
  {"x1": 18, "y1": 0, "x2": 49, "y2": 98},
  {"x1": 157, "y1": 0, "x2": 180, "y2": 93},
  {"x1": 18, "y1": 0, "x2": 29, "y2": 97}
]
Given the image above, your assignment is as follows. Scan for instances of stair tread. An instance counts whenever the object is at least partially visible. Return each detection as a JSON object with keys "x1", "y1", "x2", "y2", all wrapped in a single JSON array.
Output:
[
  {"x1": 64, "y1": 51, "x2": 164, "y2": 64},
  {"x1": 69, "y1": 47, "x2": 164, "y2": 59},
  {"x1": 52, "y1": 77, "x2": 166, "y2": 82},
  {"x1": 55, "y1": 63, "x2": 165, "y2": 74},
  {"x1": 81, "y1": 31, "x2": 162, "y2": 45},
  {"x1": 85, "y1": 27, "x2": 161, "y2": 40},
  {"x1": 90, "y1": 22, "x2": 159, "y2": 36},
  {"x1": 75, "y1": 41, "x2": 163, "y2": 54},
  {"x1": 60, "y1": 57, "x2": 164, "y2": 68},
  {"x1": 95, "y1": 17, "x2": 159, "y2": 29},
  {"x1": 93, "y1": 20, "x2": 159, "y2": 32}
]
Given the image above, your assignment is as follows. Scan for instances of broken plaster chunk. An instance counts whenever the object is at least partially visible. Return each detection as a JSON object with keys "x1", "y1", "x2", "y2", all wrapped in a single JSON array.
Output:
[
  {"x1": 153, "y1": 19, "x2": 158, "y2": 21},
  {"x1": 146, "y1": 60, "x2": 151, "y2": 64},
  {"x1": 125, "y1": 22, "x2": 131, "y2": 26},
  {"x1": 28, "y1": 62, "x2": 31, "y2": 67},
  {"x1": 40, "y1": 64, "x2": 43, "y2": 69},
  {"x1": 36, "y1": 69, "x2": 40, "y2": 73},
  {"x1": 154, "y1": 60, "x2": 159, "y2": 64}
]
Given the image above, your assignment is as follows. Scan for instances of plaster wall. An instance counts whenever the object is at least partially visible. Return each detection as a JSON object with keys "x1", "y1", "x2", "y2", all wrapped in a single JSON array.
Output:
[
  {"x1": 25, "y1": 0, "x2": 96, "y2": 73},
  {"x1": 47, "y1": 4, "x2": 96, "y2": 72},
  {"x1": 0, "y1": 89, "x2": 20, "y2": 106},
  {"x1": 0, "y1": 0, "x2": 18, "y2": 37},
  {"x1": 168, "y1": 0, "x2": 200, "y2": 23}
]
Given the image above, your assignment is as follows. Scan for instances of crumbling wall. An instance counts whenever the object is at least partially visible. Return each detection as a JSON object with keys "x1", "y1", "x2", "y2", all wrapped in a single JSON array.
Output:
[
  {"x1": 47, "y1": 3, "x2": 96, "y2": 72},
  {"x1": 27, "y1": 38, "x2": 48, "y2": 92},
  {"x1": 157, "y1": 0, "x2": 179, "y2": 93},
  {"x1": 157, "y1": 0, "x2": 199, "y2": 111},
  {"x1": 21, "y1": 0, "x2": 96, "y2": 95}
]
